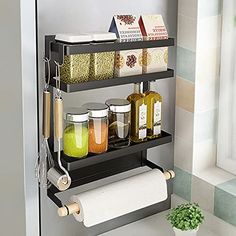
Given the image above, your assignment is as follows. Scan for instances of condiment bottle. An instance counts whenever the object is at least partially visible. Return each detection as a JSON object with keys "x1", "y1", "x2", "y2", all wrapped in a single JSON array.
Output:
[
  {"x1": 82, "y1": 103, "x2": 109, "y2": 154},
  {"x1": 144, "y1": 81, "x2": 162, "y2": 138},
  {"x1": 63, "y1": 108, "x2": 89, "y2": 158},
  {"x1": 105, "y1": 99, "x2": 131, "y2": 148},
  {"x1": 127, "y1": 82, "x2": 147, "y2": 143}
]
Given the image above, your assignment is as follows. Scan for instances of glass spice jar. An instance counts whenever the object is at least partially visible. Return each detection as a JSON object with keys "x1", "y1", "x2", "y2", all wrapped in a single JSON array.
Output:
[
  {"x1": 105, "y1": 99, "x2": 131, "y2": 148},
  {"x1": 89, "y1": 33, "x2": 116, "y2": 81},
  {"x1": 63, "y1": 108, "x2": 89, "y2": 158},
  {"x1": 82, "y1": 103, "x2": 109, "y2": 154},
  {"x1": 90, "y1": 51, "x2": 115, "y2": 81},
  {"x1": 60, "y1": 54, "x2": 91, "y2": 84}
]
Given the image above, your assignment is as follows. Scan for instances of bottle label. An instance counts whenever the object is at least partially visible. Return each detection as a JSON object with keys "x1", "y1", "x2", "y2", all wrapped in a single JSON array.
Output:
[
  {"x1": 139, "y1": 103, "x2": 147, "y2": 139},
  {"x1": 154, "y1": 101, "x2": 161, "y2": 135}
]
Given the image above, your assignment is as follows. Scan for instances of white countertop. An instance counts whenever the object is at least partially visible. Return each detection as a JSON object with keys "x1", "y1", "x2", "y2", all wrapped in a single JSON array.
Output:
[{"x1": 99, "y1": 210, "x2": 218, "y2": 236}]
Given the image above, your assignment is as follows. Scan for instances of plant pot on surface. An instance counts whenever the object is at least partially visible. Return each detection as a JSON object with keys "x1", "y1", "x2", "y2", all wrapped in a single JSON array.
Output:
[
  {"x1": 173, "y1": 227, "x2": 199, "y2": 236},
  {"x1": 167, "y1": 203, "x2": 204, "y2": 236}
]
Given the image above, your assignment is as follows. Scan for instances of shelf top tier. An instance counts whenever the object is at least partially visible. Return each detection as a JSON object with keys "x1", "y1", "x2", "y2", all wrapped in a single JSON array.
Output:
[{"x1": 46, "y1": 35, "x2": 175, "y2": 57}]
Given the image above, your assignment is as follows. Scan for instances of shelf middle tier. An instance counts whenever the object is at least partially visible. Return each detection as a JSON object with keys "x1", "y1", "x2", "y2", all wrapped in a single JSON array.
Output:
[
  {"x1": 57, "y1": 130, "x2": 172, "y2": 171},
  {"x1": 49, "y1": 69, "x2": 174, "y2": 93}
]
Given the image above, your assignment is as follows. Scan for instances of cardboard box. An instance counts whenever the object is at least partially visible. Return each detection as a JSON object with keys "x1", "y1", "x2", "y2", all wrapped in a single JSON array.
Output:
[
  {"x1": 139, "y1": 15, "x2": 169, "y2": 73},
  {"x1": 109, "y1": 15, "x2": 143, "y2": 77}
]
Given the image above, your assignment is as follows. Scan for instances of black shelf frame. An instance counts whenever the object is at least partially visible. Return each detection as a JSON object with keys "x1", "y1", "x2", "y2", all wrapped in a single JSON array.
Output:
[
  {"x1": 50, "y1": 69, "x2": 174, "y2": 93},
  {"x1": 61, "y1": 130, "x2": 172, "y2": 171},
  {"x1": 45, "y1": 35, "x2": 175, "y2": 202}
]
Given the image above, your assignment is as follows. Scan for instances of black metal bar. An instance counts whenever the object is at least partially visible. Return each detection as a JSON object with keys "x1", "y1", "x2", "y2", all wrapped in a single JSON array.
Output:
[
  {"x1": 49, "y1": 69, "x2": 174, "y2": 93},
  {"x1": 145, "y1": 159, "x2": 164, "y2": 173},
  {"x1": 60, "y1": 130, "x2": 172, "y2": 171},
  {"x1": 50, "y1": 38, "x2": 175, "y2": 55},
  {"x1": 47, "y1": 187, "x2": 63, "y2": 207}
]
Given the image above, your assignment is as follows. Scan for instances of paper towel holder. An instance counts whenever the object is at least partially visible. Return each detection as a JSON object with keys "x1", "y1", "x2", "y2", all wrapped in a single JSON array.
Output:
[
  {"x1": 57, "y1": 166, "x2": 175, "y2": 217},
  {"x1": 48, "y1": 159, "x2": 175, "y2": 217}
]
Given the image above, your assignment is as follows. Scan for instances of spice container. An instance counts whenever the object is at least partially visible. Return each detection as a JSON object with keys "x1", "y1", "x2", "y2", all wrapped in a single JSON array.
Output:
[
  {"x1": 90, "y1": 32, "x2": 116, "y2": 81},
  {"x1": 82, "y1": 103, "x2": 108, "y2": 154},
  {"x1": 55, "y1": 34, "x2": 92, "y2": 84},
  {"x1": 63, "y1": 108, "x2": 89, "y2": 158},
  {"x1": 139, "y1": 15, "x2": 168, "y2": 73},
  {"x1": 109, "y1": 15, "x2": 143, "y2": 77},
  {"x1": 105, "y1": 99, "x2": 131, "y2": 148}
]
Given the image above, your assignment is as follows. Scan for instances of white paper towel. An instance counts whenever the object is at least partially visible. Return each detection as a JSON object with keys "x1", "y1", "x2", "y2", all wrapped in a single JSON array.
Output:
[{"x1": 71, "y1": 169, "x2": 167, "y2": 227}]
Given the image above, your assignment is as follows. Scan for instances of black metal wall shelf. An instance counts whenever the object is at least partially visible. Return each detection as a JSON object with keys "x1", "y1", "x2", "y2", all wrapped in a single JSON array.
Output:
[
  {"x1": 50, "y1": 69, "x2": 174, "y2": 93},
  {"x1": 45, "y1": 35, "x2": 175, "y2": 201},
  {"x1": 60, "y1": 130, "x2": 172, "y2": 171}
]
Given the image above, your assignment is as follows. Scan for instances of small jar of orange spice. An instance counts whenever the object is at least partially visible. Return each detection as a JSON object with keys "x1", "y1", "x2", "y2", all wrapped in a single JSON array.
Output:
[{"x1": 82, "y1": 103, "x2": 108, "y2": 154}]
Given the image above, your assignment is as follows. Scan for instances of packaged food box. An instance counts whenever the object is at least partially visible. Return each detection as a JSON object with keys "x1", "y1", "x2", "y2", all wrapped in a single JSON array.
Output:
[
  {"x1": 139, "y1": 15, "x2": 169, "y2": 73},
  {"x1": 109, "y1": 15, "x2": 143, "y2": 77},
  {"x1": 56, "y1": 34, "x2": 92, "y2": 84},
  {"x1": 89, "y1": 32, "x2": 116, "y2": 81}
]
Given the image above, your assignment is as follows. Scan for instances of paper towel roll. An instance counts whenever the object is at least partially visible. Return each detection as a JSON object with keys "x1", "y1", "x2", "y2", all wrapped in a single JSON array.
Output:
[{"x1": 71, "y1": 169, "x2": 167, "y2": 227}]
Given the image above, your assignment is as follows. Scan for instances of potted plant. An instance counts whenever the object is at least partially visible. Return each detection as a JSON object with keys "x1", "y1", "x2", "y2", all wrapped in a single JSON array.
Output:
[{"x1": 167, "y1": 203, "x2": 204, "y2": 236}]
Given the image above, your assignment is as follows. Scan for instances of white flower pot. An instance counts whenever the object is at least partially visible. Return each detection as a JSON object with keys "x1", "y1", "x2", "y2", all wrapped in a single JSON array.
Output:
[{"x1": 173, "y1": 227, "x2": 199, "y2": 236}]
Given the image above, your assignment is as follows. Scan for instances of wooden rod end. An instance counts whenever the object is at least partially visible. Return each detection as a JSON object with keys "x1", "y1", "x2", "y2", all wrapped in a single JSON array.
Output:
[
  {"x1": 58, "y1": 203, "x2": 80, "y2": 217},
  {"x1": 164, "y1": 170, "x2": 175, "y2": 180}
]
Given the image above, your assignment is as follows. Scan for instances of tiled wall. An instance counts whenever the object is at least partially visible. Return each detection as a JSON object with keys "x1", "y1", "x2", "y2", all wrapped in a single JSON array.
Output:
[{"x1": 174, "y1": 0, "x2": 236, "y2": 227}]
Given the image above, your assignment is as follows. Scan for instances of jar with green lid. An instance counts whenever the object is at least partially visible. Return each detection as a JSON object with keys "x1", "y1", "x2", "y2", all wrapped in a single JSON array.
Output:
[
  {"x1": 105, "y1": 99, "x2": 131, "y2": 148},
  {"x1": 63, "y1": 108, "x2": 89, "y2": 158}
]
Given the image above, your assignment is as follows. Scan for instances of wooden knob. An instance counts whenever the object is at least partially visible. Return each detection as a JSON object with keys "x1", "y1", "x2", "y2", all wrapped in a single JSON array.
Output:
[
  {"x1": 164, "y1": 170, "x2": 175, "y2": 180},
  {"x1": 58, "y1": 203, "x2": 80, "y2": 217},
  {"x1": 54, "y1": 98, "x2": 63, "y2": 140},
  {"x1": 43, "y1": 91, "x2": 51, "y2": 139}
]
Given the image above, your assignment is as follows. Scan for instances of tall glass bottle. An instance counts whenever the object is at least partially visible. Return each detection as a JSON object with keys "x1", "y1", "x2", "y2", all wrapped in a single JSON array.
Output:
[
  {"x1": 127, "y1": 82, "x2": 147, "y2": 143},
  {"x1": 145, "y1": 81, "x2": 162, "y2": 139}
]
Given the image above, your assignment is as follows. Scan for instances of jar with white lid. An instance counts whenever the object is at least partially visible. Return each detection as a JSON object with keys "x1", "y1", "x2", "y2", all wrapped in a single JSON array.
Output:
[
  {"x1": 82, "y1": 103, "x2": 109, "y2": 154},
  {"x1": 90, "y1": 32, "x2": 116, "y2": 81},
  {"x1": 105, "y1": 99, "x2": 131, "y2": 148},
  {"x1": 63, "y1": 107, "x2": 89, "y2": 158}
]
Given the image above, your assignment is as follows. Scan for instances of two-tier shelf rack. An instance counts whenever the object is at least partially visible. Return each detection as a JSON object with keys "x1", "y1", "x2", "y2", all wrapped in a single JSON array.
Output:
[{"x1": 45, "y1": 35, "x2": 175, "y2": 207}]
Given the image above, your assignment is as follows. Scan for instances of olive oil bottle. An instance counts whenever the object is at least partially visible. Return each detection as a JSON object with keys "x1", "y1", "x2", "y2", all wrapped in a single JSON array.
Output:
[
  {"x1": 127, "y1": 83, "x2": 147, "y2": 143},
  {"x1": 145, "y1": 81, "x2": 162, "y2": 138}
]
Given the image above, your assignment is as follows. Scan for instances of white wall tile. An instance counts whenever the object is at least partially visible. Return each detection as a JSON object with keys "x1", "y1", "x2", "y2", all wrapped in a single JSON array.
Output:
[
  {"x1": 177, "y1": 14, "x2": 197, "y2": 52},
  {"x1": 194, "y1": 109, "x2": 217, "y2": 143},
  {"x1": 174, "y1": 136, "x2": 193, "y2": 173},
  {"x1": 175, "y1": 107, "x2": 194, "y2": 142},
  {"x1": 197, "y1": 15, "x2": 222, "y2": 51},
  {"x1": 178, "y1": 0, "x2": 198, "y2": 19},
  {"x1": 195, "y1": 167, "x2": 235, "y2": 186},
  {"x1": 193, "y1": 140, "x2": 216, "y2": 174}
]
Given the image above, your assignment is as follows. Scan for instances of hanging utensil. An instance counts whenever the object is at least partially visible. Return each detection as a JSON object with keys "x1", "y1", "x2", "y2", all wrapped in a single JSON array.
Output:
[
  {"x1": 47, "y1": 61, "x2": 71, "y2": 191},
  {"x1": 36, "y1": 57, "x2": 55, "y2": 188}
]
